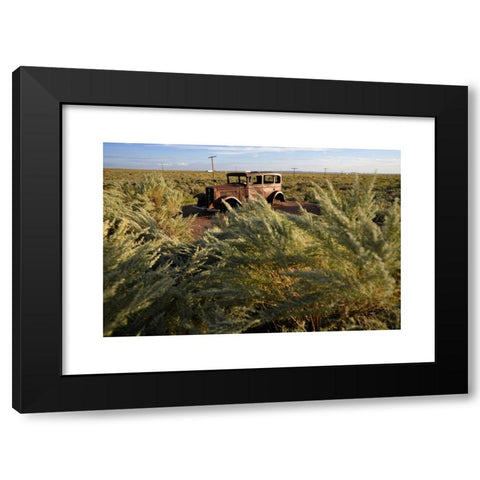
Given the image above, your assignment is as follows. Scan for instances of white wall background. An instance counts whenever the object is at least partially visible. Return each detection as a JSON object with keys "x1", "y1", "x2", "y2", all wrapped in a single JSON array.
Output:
[{"x1": 1, "y1": 1, "x2": 476, "y2": 479}]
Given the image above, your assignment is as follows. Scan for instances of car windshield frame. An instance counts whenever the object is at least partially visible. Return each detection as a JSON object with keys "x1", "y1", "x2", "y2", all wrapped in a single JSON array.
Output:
[{"x1": 227, "y1": 173, "x2": 248, "y2": 184}]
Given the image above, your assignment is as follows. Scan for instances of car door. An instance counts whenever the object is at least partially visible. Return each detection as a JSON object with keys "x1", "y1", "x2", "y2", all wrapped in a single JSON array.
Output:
[
  {"x1": 248, "y1": 174, "x2": 264, "y2": 200},
  {"x1": 263, "y1": 174, "x2": 280, "y2": 200}
]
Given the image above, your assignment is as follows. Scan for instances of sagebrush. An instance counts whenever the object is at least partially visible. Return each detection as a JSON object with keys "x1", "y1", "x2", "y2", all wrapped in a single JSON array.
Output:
[{"x1": 103, "y1": 171, "x2": 400, "y2": 336}]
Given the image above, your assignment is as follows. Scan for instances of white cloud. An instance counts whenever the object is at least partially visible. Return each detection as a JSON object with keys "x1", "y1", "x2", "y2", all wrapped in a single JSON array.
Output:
[{"x1": 165, "y1": 144, "x2": 328, "y2": 155}]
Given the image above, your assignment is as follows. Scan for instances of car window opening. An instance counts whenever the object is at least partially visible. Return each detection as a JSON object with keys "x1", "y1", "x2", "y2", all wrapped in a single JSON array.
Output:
[
  {"x1": 227, "y1": 174, "x2": 247, "y2": 185},
  {"x1": 249, "y1": 175, "x2": 263, "y2": 185}
]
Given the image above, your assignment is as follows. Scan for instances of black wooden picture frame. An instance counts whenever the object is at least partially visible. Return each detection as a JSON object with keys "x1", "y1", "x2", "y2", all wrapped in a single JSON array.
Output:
[{"x1": 12, "y1": 67, "x2": 468, "y2": 413}]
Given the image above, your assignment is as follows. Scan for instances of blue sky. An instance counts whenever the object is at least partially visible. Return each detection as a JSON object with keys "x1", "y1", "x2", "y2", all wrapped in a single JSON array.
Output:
[{"x1": 104, "y1": 143, "x2": 401, "y2": 174}]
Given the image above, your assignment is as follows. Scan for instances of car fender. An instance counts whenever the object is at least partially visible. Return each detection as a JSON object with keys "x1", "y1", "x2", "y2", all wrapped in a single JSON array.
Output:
[
  {"x1": 214, "y1": 195, "x2": 242, "y2": 210},
  {"x1": 268, "y1": 191, "x2": 285, "y2": 203}
]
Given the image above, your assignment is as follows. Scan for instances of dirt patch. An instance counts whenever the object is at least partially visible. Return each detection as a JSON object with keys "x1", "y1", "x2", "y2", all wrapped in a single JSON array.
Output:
[
  {"x1": 182, "y1": 201, "x2": 320, "y2": 240},
  {"x1": 273, "y1": 201, "x2": 321, "y2": 216},
  {"x1": 182, "y1": 205, "x2": 216, "y2": 239},
  {"x1": 189, "y1": 215, "x2": 215, "y2": 238}
]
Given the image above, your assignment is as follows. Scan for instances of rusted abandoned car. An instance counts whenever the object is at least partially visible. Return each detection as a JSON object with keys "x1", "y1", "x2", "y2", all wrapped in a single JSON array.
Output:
[{"x1": 195, "y1": 171, "x2": 285, "y2": 211}]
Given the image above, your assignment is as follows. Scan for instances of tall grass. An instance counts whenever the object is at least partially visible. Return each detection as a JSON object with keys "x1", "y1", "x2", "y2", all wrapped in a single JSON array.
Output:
[
  {"x1": 104, "y1": 173, "x2": 400, "y2": 336},
  {"x1": 103, "y1": 175, "x2": 194, "y2": 335},
  {"x1": 104, "y1": 168, "x2": 401, "y2": 205}
]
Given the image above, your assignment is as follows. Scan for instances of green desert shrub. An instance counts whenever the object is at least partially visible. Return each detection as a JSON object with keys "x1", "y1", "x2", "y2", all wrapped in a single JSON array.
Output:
[
  {"x1": 281, "y1": 175, "x2": 401, "y2": 330},
  {"x1": 103, "y1": 175, "x2": 400, "y2": 336},
  {"x1": 103, "y1": 175, "x2": 195, "y2": 335},
  {"x1": 104, "y1": 174, "x2": 194, "y2": 241}
]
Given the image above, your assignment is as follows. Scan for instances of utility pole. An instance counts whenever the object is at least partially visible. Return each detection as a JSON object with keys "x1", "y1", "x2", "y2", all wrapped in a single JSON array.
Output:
[
  {"x1": 291, "y1": 167, "x2": 297, "y2": 176},
  {"x1": 208, "y1": 155, "x2": 217, "y2": 180},
  {"x1": 324, "y1": 168, "x2": 327, "y2": 175},
  {"x1": 159, "y1": 163, "x2": 167, "y2": 171}
]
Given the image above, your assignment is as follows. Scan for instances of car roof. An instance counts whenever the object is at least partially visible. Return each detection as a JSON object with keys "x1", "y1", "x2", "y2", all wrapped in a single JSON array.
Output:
[{"x1": 227, "y1": 171, "x2": 282, "y2": 175}]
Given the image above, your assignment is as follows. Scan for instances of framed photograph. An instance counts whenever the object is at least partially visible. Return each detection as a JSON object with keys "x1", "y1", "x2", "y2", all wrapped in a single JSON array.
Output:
[{"x1": 12, "y1": 67, "x2": 468, "y2": 413}]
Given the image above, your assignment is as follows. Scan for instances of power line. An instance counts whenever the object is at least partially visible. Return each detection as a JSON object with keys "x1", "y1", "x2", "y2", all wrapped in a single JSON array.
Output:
[{"x1": 291, "y1": 167, "x2": 297, "y2": 176}]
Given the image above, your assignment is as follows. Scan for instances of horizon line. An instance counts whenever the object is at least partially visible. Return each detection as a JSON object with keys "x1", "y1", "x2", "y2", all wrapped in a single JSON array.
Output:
[{"x1": 103, "y1": 167, "x2": 401, "y2": 175}]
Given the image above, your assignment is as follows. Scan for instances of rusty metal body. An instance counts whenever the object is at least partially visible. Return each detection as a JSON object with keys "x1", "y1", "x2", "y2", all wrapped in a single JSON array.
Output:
[{"x1": 195, "y1": 172, "x2": 285, "y2": 211}]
